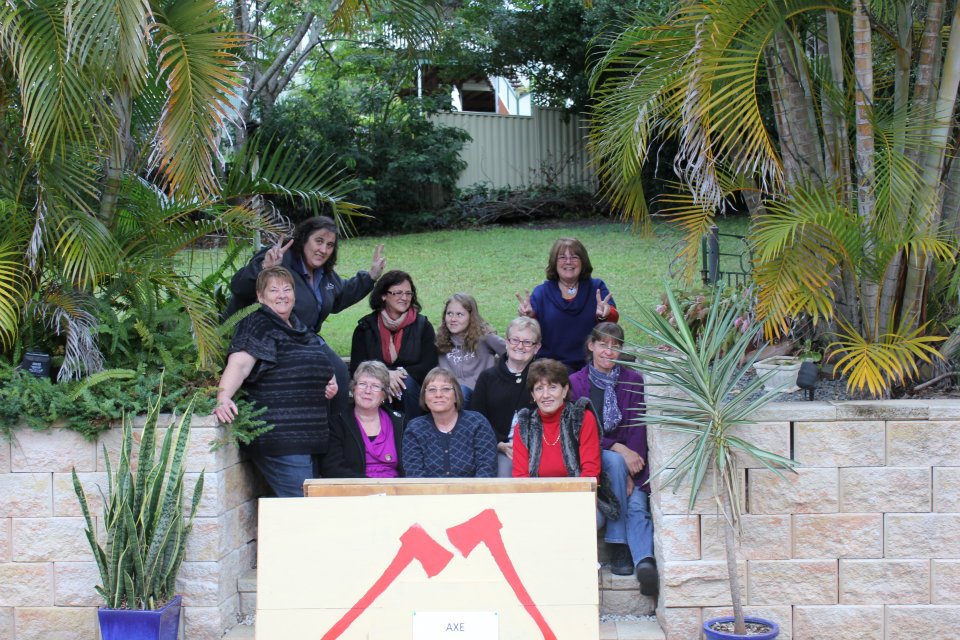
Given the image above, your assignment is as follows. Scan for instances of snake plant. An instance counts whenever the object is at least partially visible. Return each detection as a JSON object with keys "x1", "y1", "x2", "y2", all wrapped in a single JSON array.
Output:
[{"x1": 73, "y1": 389, "x2": 204, "y2": 610}]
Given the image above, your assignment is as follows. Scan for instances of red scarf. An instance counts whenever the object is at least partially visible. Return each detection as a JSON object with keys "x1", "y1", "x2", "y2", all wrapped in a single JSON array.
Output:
[{"x1": 378, "y1": 308, "x2": 418, "y2": 365}]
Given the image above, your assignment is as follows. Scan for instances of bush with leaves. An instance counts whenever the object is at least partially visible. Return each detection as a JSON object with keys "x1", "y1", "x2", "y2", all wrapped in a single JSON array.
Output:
[{"x1": 259, "y1": 83, "x2": 469, "y2": 231}]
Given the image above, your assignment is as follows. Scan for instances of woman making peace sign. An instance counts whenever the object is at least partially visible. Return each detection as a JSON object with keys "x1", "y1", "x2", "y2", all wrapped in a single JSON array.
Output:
[
  {"x1": 516, "y1": 237, "x2": 618, "y2": 371},
  {"x1": 224, "y1": 216, "x2": 386, "y2": 417}
]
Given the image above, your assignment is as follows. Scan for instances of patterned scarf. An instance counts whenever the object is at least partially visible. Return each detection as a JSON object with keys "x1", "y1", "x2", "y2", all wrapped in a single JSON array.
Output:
[
  {"x1": 588, "y1": 364, "x2": 622, "y2": 434},
  {"x1": 378, "y1": 308, "x2": 417, "y2": 364}
]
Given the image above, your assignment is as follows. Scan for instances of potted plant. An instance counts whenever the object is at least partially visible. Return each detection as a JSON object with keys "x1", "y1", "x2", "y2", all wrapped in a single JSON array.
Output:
[
  {"x1": 73, "y1": 388, "x2": 204, "y2": 640},
  {"x1": 626, "y1": 285, "x2": 796, "y2": 638}
]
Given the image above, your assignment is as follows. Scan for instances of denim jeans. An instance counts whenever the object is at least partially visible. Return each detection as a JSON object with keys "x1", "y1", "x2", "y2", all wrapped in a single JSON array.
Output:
[
  {"x1": 597, "y1": 448, "x2": 655, "y2": 564},
  {"x1": 251, "y1": 454, "x2": 318, "y2": 498}
]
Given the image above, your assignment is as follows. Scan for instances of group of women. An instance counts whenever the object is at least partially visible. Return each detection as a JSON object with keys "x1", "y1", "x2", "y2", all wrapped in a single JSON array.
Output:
[{"x1": 212, "y1": 216, "x2": 657, "y2": 595}]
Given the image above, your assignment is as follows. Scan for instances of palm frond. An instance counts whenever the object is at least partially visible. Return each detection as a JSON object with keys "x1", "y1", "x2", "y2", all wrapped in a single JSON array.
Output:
[{"x1": 150, "y1": 0, "x2": 246, "y2": 199}]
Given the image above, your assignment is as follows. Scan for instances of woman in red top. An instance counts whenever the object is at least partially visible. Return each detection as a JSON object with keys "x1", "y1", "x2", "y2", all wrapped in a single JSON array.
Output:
[{"x1": 512, "y1": 359, "x2": 601, "y2": 479}]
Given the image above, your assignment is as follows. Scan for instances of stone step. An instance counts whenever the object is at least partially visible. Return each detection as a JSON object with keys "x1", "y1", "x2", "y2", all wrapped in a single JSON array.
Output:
[
  {"x1": 599, "y1": 618, "x2": 665, "y2": 640},
  {"x1": 223, "y1": 623, "x2": 255, "y2": 639},
  {"x1": 598, "y1": 566, "x2": 657, "y2": 616},
  {"x1": 239, "y1": 568, "x2": 258, "y2": 617}
]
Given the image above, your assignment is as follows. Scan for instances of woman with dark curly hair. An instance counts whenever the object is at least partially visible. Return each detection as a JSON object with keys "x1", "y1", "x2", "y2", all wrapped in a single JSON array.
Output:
[
  {"x1": 436, "y1": 292, "x2": 505, "y2": 405},
  {"x1": 350, "y1": 270, "x2": 438, "y2": 421},
  {"x1": 224, "y1": 215, "x2": 386, "y2": 417}
]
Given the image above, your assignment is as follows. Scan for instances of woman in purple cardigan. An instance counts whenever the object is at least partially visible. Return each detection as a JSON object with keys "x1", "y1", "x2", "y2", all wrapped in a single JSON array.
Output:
[{"x1": 569, "y1": 322, "x2": 657, "y2": 596}]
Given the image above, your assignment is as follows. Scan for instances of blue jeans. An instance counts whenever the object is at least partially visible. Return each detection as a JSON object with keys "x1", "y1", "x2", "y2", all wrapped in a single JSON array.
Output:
[
  {"x1": 597, "y1": 449, "x2": 654, "y2": 565},
  {"x1": 461, "y1": 384, "x2": 474, "y2": 409},
  {"x1": 251, "y1": 454, "x2": 318, "y2": 498}
]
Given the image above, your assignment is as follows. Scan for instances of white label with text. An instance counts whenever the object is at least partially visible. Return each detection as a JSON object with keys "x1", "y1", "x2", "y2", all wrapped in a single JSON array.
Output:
[{"x1": 412, "y1": 611, "x2": 498, "y2": 639}]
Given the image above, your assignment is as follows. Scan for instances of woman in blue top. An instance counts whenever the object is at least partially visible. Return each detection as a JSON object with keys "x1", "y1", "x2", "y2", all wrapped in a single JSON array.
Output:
[
  {"x1": 516, "y1": 237, "x2": 618, "y2": 370},
  {"x1": 224, "y1": 216, "x2": 386, "y2": 418}
]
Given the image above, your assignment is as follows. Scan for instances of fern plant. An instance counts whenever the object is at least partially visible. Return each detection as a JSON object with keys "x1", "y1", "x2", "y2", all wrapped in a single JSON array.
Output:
[{"x1": 72, "y1": 388, "x2": 204, "y2": 610}]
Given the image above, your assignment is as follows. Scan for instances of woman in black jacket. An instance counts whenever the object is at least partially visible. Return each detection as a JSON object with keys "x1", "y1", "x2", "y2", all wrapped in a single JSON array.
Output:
[
  {"x1": 351, "y1": 270, "x2": 438, "y2": 422},
  {"x1": 322, "y1": 361, "x2": 404, "y2": 478},
  {"x1": 224, "y1": 216, "x2": 386, "y2": 417}
]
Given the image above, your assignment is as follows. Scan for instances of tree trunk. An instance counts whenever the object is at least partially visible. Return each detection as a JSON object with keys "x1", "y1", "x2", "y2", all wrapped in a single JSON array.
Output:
[
  {"x1": 720, "y1": 473, "x2": 746, "y2": 634},
  {"x1": 821, "y1": 12, "x2": 850, "y2": 190},
  {"x1": 901, "y1": 3, "x2": 960, "y2": 332},
  {"x1": 770, "y1": 31, "x2": 824, "y2": 186},
  {"x1": 853, "y1": 0, "x2": 879, "y2": 339},
  {"x1": 98, "y1": 82, "x2": 134, "y2": 226}
]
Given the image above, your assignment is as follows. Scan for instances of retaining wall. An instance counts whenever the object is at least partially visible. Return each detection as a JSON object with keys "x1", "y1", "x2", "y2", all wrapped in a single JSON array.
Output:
[
  {"x1": 648, "y1": 399, "x2": 960, "y2": 639},
  {"x1": 0, "y1": 415, "x2": 263, "y2": 640}
]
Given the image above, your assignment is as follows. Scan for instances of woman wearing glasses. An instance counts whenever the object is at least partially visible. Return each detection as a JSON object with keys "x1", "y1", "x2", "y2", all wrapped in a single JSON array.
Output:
[
  {"x1": 472, "y1": 317, "x2": 541, "y2": 477},
  {"x1": 436, "y1": 293, "x2": 506, "y2": 406},
  {"x1": 569, "y1": 323, "x2": 656, "y2": 594},
  {"x1": 516, "y1": 237, "x2": 618, "y2": 371},
  {"x1": 351, "y1": 270, "x2": 438, "y2": 421},
  {"x1": 322, "y1": 360, "x2": 405, "y2": 478},
  {"x1": 402, "y1": 368, "x2": 497, "y2": 478}
]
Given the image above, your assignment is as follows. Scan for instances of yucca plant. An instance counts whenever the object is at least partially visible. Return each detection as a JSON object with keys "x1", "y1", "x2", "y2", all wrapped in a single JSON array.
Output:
[
  {"x1": 73, "y1": 388, "x2": 204, "y2": 610},
  {"x1": 625, "y1": 285, "x2": 796, "y2": 636}
]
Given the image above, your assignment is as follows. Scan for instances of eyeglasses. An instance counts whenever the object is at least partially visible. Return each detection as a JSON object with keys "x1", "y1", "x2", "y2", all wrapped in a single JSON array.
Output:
[
  {"x1": 386, "y1": 290, "x2": 413, "y2": 298},
  {"x1": 445, "y1": 311, "x2": 467, "y2": 319},
  {"x1": 507, "y1": 337, "x2": 538, "y2": 348},
  {"x1": 532, "y1": 383, "x2": 564, "y2": 396},
  {"x1": 356, "y1": 381, "x2": 384, "y2": 392},
  {"x1": 594, "y1": 342, "x2": 621, "y2": 352},
  {"x1": 558, "y1": 254, "x2": 581, "y2": 263},
  {"x1": 425, "y1": 386, "x2": 455, "y2": 394}
]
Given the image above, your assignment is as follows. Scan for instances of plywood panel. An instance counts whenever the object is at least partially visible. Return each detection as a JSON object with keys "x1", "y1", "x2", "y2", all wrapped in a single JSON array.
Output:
[
  {"x1": 303, "y1": 477, "x2": 596, "y2": 497},
  {"x1": 257, "y1": 485, "x2": 600, "y2": 640}
]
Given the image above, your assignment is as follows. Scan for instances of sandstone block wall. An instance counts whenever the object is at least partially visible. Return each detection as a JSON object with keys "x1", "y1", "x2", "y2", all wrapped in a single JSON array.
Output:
[
  {"x1": 649, "y1": 399, "x2": 960, "y2": 640},
  {"x1": 0, "y1": 416, "x2": 263, "y2": 640}
]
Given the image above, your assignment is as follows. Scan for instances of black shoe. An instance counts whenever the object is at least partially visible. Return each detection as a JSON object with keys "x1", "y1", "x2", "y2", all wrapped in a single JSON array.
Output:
[
  {"x1": 635, "y1": 558, "x2": 659, "y2": 596},
  {"x1": 609, "y1": 544, "x2": 633, "y2": 576}
]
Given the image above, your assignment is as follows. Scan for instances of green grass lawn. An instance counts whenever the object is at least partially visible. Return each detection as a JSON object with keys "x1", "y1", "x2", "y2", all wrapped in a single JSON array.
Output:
[
  {"x1": 193, "y1": 217, "x2": 751, "y2": 356},
  {"x1": 310, "y1": 217, "x2": 750, "y2": 355}
]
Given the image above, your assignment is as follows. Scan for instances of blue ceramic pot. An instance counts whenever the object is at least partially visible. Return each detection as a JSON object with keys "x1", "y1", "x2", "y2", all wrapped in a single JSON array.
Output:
[
  {"x1": 703, "y1": 616, "x2": 779, "y2": 639},
  {"x1": 98, "y1": 595, "x2": 181, "y2": 640}
]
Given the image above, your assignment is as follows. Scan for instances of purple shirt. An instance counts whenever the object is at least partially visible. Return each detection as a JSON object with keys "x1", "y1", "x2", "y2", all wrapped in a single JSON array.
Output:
[
  {"x1": 359, "y1": 409, "x2": 400, "y2": 478},
  {"x1": 569, "y1": 365, "x2": 649, "y2": 491}
]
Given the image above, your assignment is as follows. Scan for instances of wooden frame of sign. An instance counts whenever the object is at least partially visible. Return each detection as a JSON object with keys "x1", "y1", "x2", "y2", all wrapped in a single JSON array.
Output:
[{"x1": 255, "y1": 478, "x2": 600, "y2": 640}]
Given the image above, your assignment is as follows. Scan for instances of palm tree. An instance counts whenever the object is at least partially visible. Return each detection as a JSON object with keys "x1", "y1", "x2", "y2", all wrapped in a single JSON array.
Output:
[
  {"x1": 590, "y1": 0, "x2": 960, "y2": 395},
  {"x1": 0, "y1": 1, "x2": 362, "y2": 378}
]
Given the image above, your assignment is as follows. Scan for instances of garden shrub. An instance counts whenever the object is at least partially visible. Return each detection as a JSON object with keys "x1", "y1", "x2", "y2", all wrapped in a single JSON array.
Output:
[{"x1": 259, "y1": 87, "x2": 469, "y2": 231}]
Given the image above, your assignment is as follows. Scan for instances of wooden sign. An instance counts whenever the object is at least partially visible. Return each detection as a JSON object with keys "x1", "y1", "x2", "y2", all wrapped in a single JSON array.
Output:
[{"x1": 256, "y1": 478, "x2": 600, "y2": 640}]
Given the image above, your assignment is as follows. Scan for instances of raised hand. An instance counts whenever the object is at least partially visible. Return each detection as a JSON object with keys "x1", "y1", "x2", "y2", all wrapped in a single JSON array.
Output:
[
  {"x1": 370, "y1": 244, "x2": 386, "y2": 280},
  {"x1": 515, "y1": 289, "x2": 533, "y2": 317},
  {"x1": 324, "y1": 376, "x2": 339, "y2": 400},
  {"x1": 263, "y1": 238, "x2": 294, "y2": 268},
  {"x1": 596, "y1": 289, "x2": 613, "y2": 320}
]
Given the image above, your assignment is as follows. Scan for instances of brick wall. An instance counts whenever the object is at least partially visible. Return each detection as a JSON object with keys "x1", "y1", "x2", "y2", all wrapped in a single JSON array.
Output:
[
  {"x1": 648, "y1": 399, "x2": 960, "y2": 640},
  {"x1": 0, "y1": 415, "x2": 263, "y2": 640}
]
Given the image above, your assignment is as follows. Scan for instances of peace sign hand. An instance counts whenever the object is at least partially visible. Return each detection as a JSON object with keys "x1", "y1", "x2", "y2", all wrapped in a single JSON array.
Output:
[
  {"x1": 370, "y1": 244, "x2": 386, "y2": 280},
  {"x1": 516, "y1": 289, "x2": 533, "y2": 317},
  {"x1": 596, "y1": 289, "x2": 613, "y2": 320},
  {"x1": 263, "y1": 238, "x2": 294, "y2": 269}
]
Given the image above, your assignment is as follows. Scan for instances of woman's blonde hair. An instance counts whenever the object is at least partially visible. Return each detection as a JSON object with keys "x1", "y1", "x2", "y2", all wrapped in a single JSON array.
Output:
[
  {"x1": 419, "y1": 367, "x2": 465, "y2": 412},
  {"x1": 435, "y1": 292, "x2": 495, "y2": 354}
]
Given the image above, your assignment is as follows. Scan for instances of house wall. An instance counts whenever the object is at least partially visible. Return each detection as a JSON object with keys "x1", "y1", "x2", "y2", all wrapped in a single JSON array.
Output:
[
  {"x1": 648, "y1": 399, "x2": 960, "y2": 639},
  {"x1": 432, "y1": 106, "x2": 597, "y2": 190},
  {"x1": 0, "y1": 415, "x2": 263, "y2": 640}
]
